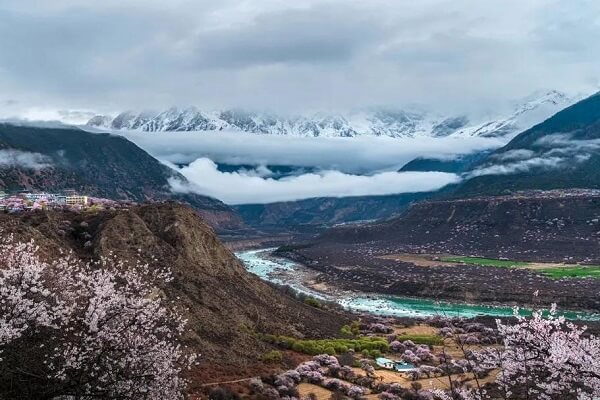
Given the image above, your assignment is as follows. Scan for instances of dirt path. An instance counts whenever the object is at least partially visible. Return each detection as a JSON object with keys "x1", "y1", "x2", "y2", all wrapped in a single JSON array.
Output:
[
  {"x1": 297, "y1": 383, "x2": 334, "y2": 400},
  {"x1": 199, "y1": 377, "x2": 254, "y2": 387}
]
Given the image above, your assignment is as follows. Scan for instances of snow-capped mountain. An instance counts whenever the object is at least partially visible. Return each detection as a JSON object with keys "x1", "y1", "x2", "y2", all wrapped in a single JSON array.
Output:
[{"x1": 87, "y1": 90, "x2": 576, "y2": 138}]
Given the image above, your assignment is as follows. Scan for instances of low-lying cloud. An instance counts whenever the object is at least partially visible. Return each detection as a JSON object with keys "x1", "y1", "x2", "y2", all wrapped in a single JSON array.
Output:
[
  {"x1": 469, "y1": 133, "x2": 600, "y2": 177},
  {"x1": 170, "y1": 158, "x2": 461, "y2": 204},
  {"x1": 469, "y1": 156, "x2": 566, "y2": 177},
  {"x1": 0, "y1": 149, "x2": 51, "y2": 169},
  {"x1": 116, "y1": 130, "x2": 502, "y2": 174}
]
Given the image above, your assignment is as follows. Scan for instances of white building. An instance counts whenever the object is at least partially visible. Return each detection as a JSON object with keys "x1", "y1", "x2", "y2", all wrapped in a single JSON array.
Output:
[{"x1": 66, "y1": 195, "x2": 89, "y2": 206}]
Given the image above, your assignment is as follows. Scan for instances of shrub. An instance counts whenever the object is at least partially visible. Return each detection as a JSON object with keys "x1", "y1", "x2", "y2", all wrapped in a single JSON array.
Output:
[
  {"x1": 396, "y1": 335, "x2": 443, "y2": 346},
  {"x1": 263, "y1": 335, "x2": 389, "y2": 356},
  {"x1": 304, "y1": 297, "x2": 322, "y2": 308},
  {"x1": 262, "y1": 350, "x2": 283, "y2": 363}
]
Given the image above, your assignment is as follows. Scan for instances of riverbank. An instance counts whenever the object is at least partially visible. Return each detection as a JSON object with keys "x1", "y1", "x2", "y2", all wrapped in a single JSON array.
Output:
[{"x1": 236, "y1": 248, "x2": 600, "y2": 321}]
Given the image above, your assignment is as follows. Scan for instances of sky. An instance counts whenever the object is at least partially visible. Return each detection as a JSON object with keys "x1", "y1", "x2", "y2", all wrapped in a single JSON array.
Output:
[{"x1": 0, "y1": 0, "x2": 599, "y2": 118}]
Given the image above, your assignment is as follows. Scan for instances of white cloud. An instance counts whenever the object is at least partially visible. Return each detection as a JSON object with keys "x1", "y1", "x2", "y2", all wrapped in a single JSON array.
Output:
[
  {"x1": 0, "y1": 149, "x2": 51, "y2": 169},
  {"x1": 116, "y1": 130, "x2": 502, "y2": 174},
  {"x1": 169, "y1": 158, "x2": 460, "y2": 204},
  {"x1": 469, "y1": 132, "x2": 600, "y2": 177},
  {"x1": 468, "y1": 156, "x2": 565, "y2": 177}
]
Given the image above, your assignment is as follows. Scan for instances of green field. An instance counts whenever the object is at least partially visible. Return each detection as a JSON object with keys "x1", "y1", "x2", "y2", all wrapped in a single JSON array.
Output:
[
  {"x1": 261, "y1": 334, "x2": 389, "y2": 356},
  {"x1": 440, "y1": 255, "x2": 600, "y2": 279},
  {"x1": 440, "y1": 256, "x2": 530, "y2": 268},
  {"x1": 395, "y1": 334, "x2": 443, "y2": 346},
  {"x1": 537, "y1": 266, "x2": 600, "y2": 279}
]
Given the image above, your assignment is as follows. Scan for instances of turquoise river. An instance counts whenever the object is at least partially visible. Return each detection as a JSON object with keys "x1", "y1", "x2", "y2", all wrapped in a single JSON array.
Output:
[{"x1": 236, "y1": 248, "x2": 600, "y2": 321}]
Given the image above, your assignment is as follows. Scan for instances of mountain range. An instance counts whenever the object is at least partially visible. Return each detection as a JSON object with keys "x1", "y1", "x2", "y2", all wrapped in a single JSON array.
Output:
[
  {"x1": 87, "y1": 90, "x2": 574, "y2": 138},
  {"x1": 236, "y1": 91, "x2": 600, "y2": 230}
]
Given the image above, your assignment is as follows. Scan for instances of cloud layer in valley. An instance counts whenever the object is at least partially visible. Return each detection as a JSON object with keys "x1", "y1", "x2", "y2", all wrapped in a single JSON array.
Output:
[
  {"x1": 107, "y1": 129, "x2": 499, "y2": 203},
  {"x1": 118, "y1": 130, "x2": 502, "y2": 174},
  {"x1": 0, "y1": 1, "x2": 599, "y2": 117},
  {"x1": 170, "y1": 158, "x2": 461, "y2": 204},
  {"x1": 469, "y1": 133, "x2": 600, "y2": 177}
]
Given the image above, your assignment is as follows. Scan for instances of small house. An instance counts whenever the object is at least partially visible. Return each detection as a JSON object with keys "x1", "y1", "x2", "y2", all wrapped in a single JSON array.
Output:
[
  {"x1": 375, "y1": 357, "x2": 416, "y2": 372},
  {"x1": 375, "y1": 357, "x2": 396, "y2": 370}
]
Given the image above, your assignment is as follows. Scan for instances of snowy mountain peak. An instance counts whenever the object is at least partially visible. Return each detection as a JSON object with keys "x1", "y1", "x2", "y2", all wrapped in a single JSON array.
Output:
[{"x1": 87, "y1": 90, "x2": 575, "y2": 139}]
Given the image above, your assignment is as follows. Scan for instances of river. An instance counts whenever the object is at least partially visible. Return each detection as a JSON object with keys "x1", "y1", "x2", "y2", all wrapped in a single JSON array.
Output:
[{"x1": 236, "y1": 248, "x2": 600, "y2": 321}]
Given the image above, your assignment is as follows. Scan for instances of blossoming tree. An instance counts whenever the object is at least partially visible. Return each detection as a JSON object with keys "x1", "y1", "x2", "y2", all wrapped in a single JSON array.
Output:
[
  {"x1": 0, "y1": 237, "x2": 195, "y2": 399},
  {"x1": 433, "y1": 306, "x2": 600, "y2": 400}
]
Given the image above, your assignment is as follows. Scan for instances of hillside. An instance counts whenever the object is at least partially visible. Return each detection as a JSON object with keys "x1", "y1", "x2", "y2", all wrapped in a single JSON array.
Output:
[
  {"x1": 276, "y1": 190, "x2": 600, "y2": 311},
  {"x1": 0, "y1": 203, "x2": 348, "y2": 381},
  {"x1": 235, "y1": 192, "x2": 434, "y2": 232},
  {"x1": 399, "y1": 151, "x2": 491, "y2": 174},
  {"x1": 87, "y1": 90, "x2": 572, "y2": 138},
  {"x1": 0, "y1": 123, "x2": 244, "y2": 231},
  {"x1": 317, "y1": 190, "x2": 600, "y2": 263},
  {"x1": 457, "y1": 92, "x2": 600, "y2": 196}
]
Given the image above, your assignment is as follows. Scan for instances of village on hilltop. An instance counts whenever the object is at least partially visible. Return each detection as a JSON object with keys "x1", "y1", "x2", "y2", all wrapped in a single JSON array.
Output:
[{"x1": 0, "y1": 190, "x2": 129, "y2": 213}]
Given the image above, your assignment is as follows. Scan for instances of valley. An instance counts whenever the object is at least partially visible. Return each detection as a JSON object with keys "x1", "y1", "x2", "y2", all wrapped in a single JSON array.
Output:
[
  {"x1": 3, "y1": 3, "x2": 600, "y2": 398},
  {"x1": 267, "y1": 189, "x2": 600, "y2": 314}
]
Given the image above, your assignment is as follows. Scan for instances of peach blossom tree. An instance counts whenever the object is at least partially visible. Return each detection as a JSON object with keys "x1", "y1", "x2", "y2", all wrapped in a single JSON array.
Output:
[{"x1": 0, "y1": 237, "x2": 195, "y2": 399}]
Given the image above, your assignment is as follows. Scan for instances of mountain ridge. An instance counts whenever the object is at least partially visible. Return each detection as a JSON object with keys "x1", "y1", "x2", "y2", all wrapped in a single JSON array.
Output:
[{"x1": 87, "y1": 90, "x2": 574, "y2": 138}]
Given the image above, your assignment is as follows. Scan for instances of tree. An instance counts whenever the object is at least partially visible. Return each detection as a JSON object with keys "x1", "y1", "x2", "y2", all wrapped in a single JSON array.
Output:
[
  {"x1": 432, "y1": 305, "x2": 600, "y2": 400},
  {"x1": 0, "y1": 236, "x2": 195, "y2": 399}
]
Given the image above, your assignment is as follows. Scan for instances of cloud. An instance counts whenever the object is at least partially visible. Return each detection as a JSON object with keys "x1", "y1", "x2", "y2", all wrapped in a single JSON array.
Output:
[
  {"x1": 492, "y1": 149, "x2": 535, "y2": 162},
  {"x1": 468, "y1": 156, "x2": 566, "y2": 177},
  {"x1": 0, "y1": 1, "x2": 598, "y2": 115},
  {"x1": 469, "y1": 132, "x2": 600, "y2": 177},
  {"x1": 115, "y1": 129, "x2": 503, "y2": 174},
  {"x1": 534, "y1": 133, "x2": 600, "y2": 153},
  {"x1": 169, "y1": 158, "x2": 460, "y2": 204},
  {"x1": 0, "y1": 149, "x2": 52, "y2": 169}
]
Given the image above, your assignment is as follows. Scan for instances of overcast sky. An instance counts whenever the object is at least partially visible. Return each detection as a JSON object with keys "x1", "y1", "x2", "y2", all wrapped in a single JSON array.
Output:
[{"x1": 1, "y1": 0, "x2": 599, "y2": 118}]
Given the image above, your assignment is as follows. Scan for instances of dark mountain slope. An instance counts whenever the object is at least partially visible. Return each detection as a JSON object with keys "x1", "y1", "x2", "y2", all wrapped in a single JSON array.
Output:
[
  {"x1": 278, "y1": 191, "x2": 600, "y2": 311},
  {"x1": 0, "y1": 123, "x2": 244, "y2": 230},
  {"x1": 0, "y1": 203, "x2": 348, "y2": 377},
  {"x1": 235, "y1": 192, "x2": 434, "y2": 231},
  {"x1": 456, "y1": 93, "x2": 600, "y2": 196}
]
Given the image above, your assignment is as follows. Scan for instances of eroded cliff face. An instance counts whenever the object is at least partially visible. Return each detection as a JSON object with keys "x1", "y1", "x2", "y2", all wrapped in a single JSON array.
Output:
[{"x1": 0, "y1": 203, "x2": 348, "y2": 371}]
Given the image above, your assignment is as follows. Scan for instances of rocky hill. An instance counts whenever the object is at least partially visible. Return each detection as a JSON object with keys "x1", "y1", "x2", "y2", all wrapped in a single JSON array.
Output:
[
  {"x1": 0, "y1": 203, "x2": 348, "y2": 380},
  {"x1": 87, "y1": 90, "x2": 573, "y2": 138},
  {"x1": 0, "y1": 123, "x2": 244, "y2": 231}
]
